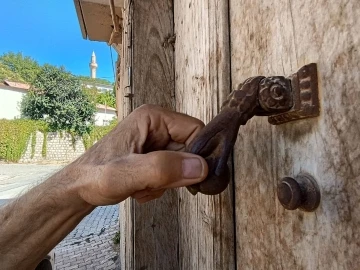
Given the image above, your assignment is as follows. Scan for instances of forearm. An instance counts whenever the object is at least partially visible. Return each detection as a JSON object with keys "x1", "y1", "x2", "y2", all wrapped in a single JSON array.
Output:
[
  {"x1": 0, "y1": 166, "x2": 94, "y2": 269},
  {"x1": 0, "y1": 105, "x2": 208, "y2": 268}
]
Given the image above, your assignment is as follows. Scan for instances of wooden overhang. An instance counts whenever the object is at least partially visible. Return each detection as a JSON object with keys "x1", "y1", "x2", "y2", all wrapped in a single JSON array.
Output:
[{"x1": 73, "y1": 0, "x2": 124, "y2": 46}]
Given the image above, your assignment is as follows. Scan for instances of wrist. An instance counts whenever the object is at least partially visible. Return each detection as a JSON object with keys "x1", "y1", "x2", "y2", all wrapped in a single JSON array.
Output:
[{"x1": 48, "y1": 164, "x2": 96, "y2": 213}]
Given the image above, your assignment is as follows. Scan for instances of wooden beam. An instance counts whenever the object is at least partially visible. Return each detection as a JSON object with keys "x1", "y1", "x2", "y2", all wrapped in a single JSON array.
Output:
[
  {"x1": 118, "y1": 1, "x2": 134, "y2": 269},
  {"x1": 119, "y1": 0, "x2": 177, "y2": 269},
  {"x1": 174, "y1": 0, "x2": 235, "y2": 269}
]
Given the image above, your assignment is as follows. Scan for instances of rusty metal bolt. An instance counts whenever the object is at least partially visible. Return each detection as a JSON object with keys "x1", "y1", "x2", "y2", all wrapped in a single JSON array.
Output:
[{"x1": 277, "y1": 173, "x2": 321, "y2": 212}]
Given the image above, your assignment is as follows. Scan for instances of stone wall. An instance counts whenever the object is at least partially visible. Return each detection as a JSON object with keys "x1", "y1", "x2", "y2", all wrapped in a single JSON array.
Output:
[{"x1": 20, "y1": 131, "x2": 85, "y2": 163}]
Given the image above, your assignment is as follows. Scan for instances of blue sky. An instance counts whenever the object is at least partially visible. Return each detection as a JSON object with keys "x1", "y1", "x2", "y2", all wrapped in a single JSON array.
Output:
[{"x1": 0, "y1": 1, "x2": 116, "y2": 82}]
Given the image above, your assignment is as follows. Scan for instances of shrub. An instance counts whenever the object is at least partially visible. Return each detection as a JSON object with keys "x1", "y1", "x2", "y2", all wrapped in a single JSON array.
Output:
[{"x1": 0, "y1": 119, "x2": 48, "y2": 162}]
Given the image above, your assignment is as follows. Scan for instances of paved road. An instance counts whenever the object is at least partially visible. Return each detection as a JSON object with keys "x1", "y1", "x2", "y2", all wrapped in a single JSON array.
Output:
[
  {"x1": 0, "y1": 163, "x2": 63, "y2": 203},
  {"x1": 0, "y1": 164, "x2": 120, "y2": 269}
]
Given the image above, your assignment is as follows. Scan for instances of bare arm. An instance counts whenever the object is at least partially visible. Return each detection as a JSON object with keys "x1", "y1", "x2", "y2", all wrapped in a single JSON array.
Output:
[
  {"x1": 0, "y1": 168, "x2": 94, "y2": 268},
  {"x1": 0, "y1": 105, "x2": 208, "y2": 269}
]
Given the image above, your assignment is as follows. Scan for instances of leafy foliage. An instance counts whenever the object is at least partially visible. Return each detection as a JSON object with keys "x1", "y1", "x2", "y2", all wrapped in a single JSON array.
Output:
[
  {"x1": 0, "y1": 62, "x2": 26, "y2": 83},
  {"x1": 0, "y1": 117, "x2": 116, "y2": 162},
  {"x1": 77, "y1": 75, "x2": 113, "y2": 86},
  {"x1": 82, "y1": 119, "x2": 117, "y2": 150},
  {"x1": 112, "y1": 231, "x2": 120, "y2": 245},
  {"x1": 83, "y1": 86, "x2": 116, "y2": 108},
  {"x1": 0, "y1": 52, "x2": 41, "y2": 83},
  {"x1": 21, "y1": 65, "x2": 96, "y2": 136},
  {"x1": 0, "y1": 52, "x2": 116, "y2": 162},
  {"x1": 0, "y1": 119, "x2": 48, "y2": 162},
  {"x1": 82, "y1": 86, "x2": 99, "y2": 104},
  {"x1": 97, "y1": 91, "x2": 116, "y2": 108}
]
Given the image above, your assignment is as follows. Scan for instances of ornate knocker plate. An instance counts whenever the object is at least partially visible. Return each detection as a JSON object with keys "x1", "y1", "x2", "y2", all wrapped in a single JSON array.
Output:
[{"x1": 186, "y1": 63, "x2": 319, "y2": 195}]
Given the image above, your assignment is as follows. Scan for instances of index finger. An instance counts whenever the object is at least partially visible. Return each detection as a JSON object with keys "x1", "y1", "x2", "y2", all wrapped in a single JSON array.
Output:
[
  {"x1": 138, "y1": 105, "x2": 205, "y2": 147},
  {"x1": 164, "y1": 111, "x2": 205, "y2": 147}
]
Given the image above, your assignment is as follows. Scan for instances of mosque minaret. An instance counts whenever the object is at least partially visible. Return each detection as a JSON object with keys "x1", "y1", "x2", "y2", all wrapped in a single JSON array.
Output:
[{"x1": 89, "y1": 51, "x2": 98, "y2": 79}]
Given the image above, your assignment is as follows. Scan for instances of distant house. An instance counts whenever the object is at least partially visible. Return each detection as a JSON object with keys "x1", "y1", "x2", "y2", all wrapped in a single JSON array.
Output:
[
  {"x1": 82, "y1": 82, "x2": 113, "y2": 93},
  {"x1": 0, "y1": 79, "x2": 116, "y2": 126},
  {"x1": 0, "y1": 80, "x2": 30, "y2": 119},
  {"x1": 95, "y1": 104, "x2": 116, "y2": 126}
]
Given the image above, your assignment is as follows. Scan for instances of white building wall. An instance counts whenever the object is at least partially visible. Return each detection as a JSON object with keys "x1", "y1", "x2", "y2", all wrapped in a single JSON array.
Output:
[
  {"x1": 95, "y1": 109, "x2": 116, "y2": 126},
  {"x1": 0, "y1": 86, "x2": 26, "y2": 119},
  {"x1": 83, "y1": 83, "x2": 113, "y2": 93},
  {"x1": 0, "y1": 85, "x2": 116, "y2": 125}
]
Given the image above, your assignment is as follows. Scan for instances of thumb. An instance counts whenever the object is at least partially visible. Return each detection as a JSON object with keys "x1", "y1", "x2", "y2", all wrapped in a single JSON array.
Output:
[
  {"x1": 131, "y1": 151, "x2": 208, "y2": 191},
  {"x1": 78, "y1": 151, "x2": 208, "y2": 206}
]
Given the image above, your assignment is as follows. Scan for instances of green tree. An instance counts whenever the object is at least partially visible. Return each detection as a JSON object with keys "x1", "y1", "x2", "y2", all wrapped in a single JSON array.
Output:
[
  {"x1": 82, "y1": 86, "x2": 116, "y2": 108},
  {"x1": 0, "y1": 52, "x2": 41, "y2": 83},
  {"x1": 21, "y1": 65, "x2": 96, "y2": 135},
  {"x1": 96, "y1": 91, "x2": 116, "y2": 108},
  {"x1": 82, "y1": 86, "x2": 98, "y2": 104},
  {"x1": 0, "y1": 63, "x2": 26, "y2": 82},
  {"x1": 77, "y1": 75, "x2": 113, "y2": 86}
]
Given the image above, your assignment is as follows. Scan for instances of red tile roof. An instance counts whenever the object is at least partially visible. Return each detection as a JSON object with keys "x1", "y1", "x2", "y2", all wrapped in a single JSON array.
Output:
[{"x1": 3, "y1": 80, "x2": 31, "y2": 90}]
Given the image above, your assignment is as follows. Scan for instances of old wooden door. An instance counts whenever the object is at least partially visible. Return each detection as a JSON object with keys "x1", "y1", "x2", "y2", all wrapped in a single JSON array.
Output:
[
  {"x1": 118, "y1": 0, "x2": 360, "y2": 269},
  {"x1": 230, "y1": 0, "x2": 360, "y2": 269}
]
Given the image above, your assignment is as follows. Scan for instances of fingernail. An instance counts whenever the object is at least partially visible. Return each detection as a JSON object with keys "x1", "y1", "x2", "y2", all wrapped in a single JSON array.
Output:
[{"x1": 182, "y1": 158, "x2": 203, "y2": 179}]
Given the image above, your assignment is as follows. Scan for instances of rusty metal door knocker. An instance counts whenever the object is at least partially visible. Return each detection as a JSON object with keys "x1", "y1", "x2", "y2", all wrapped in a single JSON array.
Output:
[{"x1": 186, "y1": 63, "x2": 320, "y2": 196}]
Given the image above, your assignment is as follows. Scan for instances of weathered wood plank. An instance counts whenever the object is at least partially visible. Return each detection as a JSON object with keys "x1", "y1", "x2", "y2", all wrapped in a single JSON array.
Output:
[
  {"x1": 118, "y1": 1, "x2": 134, "y2": 269},
  {"x1": 132, "y1": 0, "x2": 175, "y2": 110},
  {"x1": 174, "y1": 0, "x2": 235, "y2": 269},
  {"x1": 119, "y1": 199, "x2": 134, "y2": 270},
  {"x1": 131, "y1": 0, "x2": 177, "y2": 269},
  {"x1": 230, "y1": 0, "x2": 360, "y2": 269},
  {"x1": 115, "y1": 0, "x2": 132, "y2": 120}
]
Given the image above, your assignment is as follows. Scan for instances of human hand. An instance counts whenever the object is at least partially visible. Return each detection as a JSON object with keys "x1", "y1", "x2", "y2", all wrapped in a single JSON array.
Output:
[{"x1": 69, "y1": 105, "x2": 208, "y2": 206}]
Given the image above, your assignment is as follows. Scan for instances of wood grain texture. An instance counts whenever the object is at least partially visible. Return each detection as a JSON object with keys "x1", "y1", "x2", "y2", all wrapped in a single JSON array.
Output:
[
  {"x1": 119, "y1": 198, "x2": 134, "y2": 270},
  {"x1": 230, "y1": 0, "x2": 360, "y2": 269},
  {"x1": 118, "y1": 1, "x2": 134, "y2": 269},
  {"x1": 114, "y1": 54, "x2": 123, "y2": 118},
  {"x1": 132, "y1": 0, "x2": 175, "y2": 110},
  {"x1": 132, "y1": 0, "x2": 177, "y2": 269},
  {"x1": 115, "y1": 0, "x2": 132, "y2": 120},
  {"x1": 174, "y1": 0, "x2": 235, "y2": 269}
]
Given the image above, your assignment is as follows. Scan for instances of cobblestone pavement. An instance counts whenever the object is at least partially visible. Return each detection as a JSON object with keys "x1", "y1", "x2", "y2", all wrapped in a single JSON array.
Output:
[{"x1": 55, "y1": 205, "x2": 120, "y2": 270}]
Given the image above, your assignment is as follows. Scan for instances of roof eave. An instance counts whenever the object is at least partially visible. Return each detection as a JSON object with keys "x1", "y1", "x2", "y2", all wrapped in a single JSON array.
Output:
[
  {"x1": 73, "y1": 0, "x2": 124, "y2": 45},
  {"x1": 73, "y1": 0, "x2": 88, "y2": 39}
]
